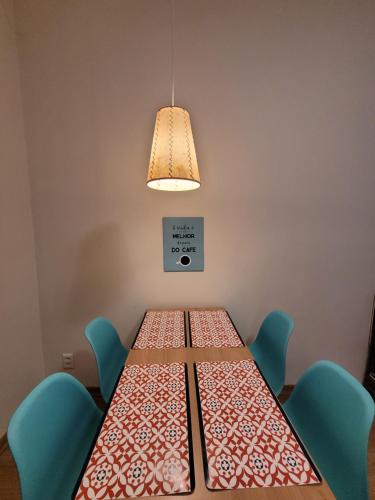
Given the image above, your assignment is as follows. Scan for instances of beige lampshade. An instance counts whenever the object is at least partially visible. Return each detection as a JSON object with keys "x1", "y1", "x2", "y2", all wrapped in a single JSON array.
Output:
[{"x1": 147, "y1": 106, "x2": 201, "y2": 191}]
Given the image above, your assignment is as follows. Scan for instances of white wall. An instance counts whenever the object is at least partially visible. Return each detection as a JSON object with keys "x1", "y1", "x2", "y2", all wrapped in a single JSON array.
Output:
[
  {"x1": 13, "y1": 0, "x2": 375, "y2": 386},
  {"x1": 0, "y1": 0, "x2": 45, "y2": 432}
]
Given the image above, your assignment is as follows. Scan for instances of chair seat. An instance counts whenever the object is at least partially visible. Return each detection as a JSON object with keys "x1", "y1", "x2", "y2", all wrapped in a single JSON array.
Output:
[
  {"x1": 249, "y1": 310, "x2": 294, "y2": 396},
  {"x1": 8, "y1": 373, "x2": 103, "y2": 500},
  {"x1": 283, "y1": 360, "x2": 374, "y2": 500},
  {"x1": 85, "y1": 317, "x2": 128, "y2": 404}
]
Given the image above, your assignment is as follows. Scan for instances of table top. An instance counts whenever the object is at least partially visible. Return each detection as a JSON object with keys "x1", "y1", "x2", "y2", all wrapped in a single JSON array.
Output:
[
  {"x1": 195, "y1": 359, "x2": 321, "y2": 490},
  {"x1": 188, "y1": 310, "x2": 244, "y2": 348},
  {"x1": 126, "y1": 345, "x2": 334, "y2": 500},
  {"x1": 132, "y1": 310, "x2": 186, "y2": 349},
  {"x1": 76, "y1": 361, "x2": 193, "y2": 498},
  {"x1": 77, "y1": 307, "x2": 334, "y2": 499}
]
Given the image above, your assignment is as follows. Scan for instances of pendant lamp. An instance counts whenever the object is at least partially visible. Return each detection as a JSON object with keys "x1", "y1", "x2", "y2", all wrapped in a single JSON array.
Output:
[{"x1": 146, "y1": 1, "x2": 201, "y2": 191}]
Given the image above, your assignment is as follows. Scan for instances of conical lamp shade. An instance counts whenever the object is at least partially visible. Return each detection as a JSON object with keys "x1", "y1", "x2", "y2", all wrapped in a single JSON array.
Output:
[{"x1": 147, "y1": 106, "x2": 201, "y2": 191}]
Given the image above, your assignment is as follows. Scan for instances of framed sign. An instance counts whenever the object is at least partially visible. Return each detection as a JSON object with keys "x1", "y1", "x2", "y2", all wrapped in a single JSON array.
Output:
[{"x1": 162, "y1": 217, "x2": 204, "y2": 272}]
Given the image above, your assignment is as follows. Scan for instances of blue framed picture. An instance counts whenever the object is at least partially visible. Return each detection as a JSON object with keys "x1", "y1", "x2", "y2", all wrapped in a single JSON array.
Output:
[{"x1": 162, "y1": 217, "x2": 204, "y2": 272}]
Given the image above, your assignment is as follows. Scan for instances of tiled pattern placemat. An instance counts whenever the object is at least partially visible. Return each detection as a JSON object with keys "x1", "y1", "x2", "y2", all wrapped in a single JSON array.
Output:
[
  {"x1": 189, "y1": 310, "x2": 243, "y2": 348},
  {"x1": 75, "y1": 363, "x2": 193, "y2": 499},
  {"x1": 195, "y1": 360, "x2": 320, "y2": 491},
  {"x1": 132, "y1": 311, "x2": 186, "y2": 350}
]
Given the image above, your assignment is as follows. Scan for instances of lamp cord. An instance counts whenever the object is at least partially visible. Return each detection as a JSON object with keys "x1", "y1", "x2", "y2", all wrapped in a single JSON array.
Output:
[{"x1": 171, "y1": 0, "x2": 175, "y2": 107}]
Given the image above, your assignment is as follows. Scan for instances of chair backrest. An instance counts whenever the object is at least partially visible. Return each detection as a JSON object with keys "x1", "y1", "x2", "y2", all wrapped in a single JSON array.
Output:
[
  {"x1": 283, "y1": 360, "x2": 374, "y2": 500},
  {"x1": 250, "y1": 310, "x2": 294, "y2": 395},
  {"x1": 85, "y1": 316, "x2": 128, "y2": 404},
  {"x1": 8, "y1": 373, "x2": 102, "y2": 500}
]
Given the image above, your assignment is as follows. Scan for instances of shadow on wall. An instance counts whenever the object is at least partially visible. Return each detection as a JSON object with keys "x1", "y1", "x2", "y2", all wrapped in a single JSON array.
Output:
[
  {"x1": 72, "y1": 348, "x2": 98, "y2": 384},
  {"x1": 67, "y1": 223, "x2": 129, "y2": 321}
]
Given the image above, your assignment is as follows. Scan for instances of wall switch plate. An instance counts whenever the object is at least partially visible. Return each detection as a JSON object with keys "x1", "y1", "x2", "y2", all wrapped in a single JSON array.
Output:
[{"x1": 62, "y1": 353, "x2": 74, "y2": 369}]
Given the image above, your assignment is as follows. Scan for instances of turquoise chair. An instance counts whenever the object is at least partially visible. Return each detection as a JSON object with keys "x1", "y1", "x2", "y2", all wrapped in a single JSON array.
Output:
[
  {"x1": 8, "y1": 373, "x2": 102, "y2": 500},
  {"x1": 249, "y1": 310, "x2": 294, "y2": 395},
  {"x1": 283, "y1": 360, "x2": 374, "y2": 500},
  {"x1": 85, "y1": 317, "x2": 128, "y2": 404}
]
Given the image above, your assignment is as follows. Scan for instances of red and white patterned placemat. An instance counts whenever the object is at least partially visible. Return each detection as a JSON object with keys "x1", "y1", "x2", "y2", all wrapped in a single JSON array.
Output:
[
  {"x1": 195, "y1": 360, "x2": 320, "y2": 491},
  {"x1": 75, "y1": 363, "x2": 193, "y2": 499},
  {"x1": 189, "y1": 310, "x2": 243, "y2": 348},
  {"x1": 132, "y1": 310, "x2": 186, "y2": 350}
]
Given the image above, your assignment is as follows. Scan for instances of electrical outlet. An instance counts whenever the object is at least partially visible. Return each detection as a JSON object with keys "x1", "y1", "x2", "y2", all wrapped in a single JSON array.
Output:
[{"x1": 62, "y1": 353, "x2": 74, "y2": 370}]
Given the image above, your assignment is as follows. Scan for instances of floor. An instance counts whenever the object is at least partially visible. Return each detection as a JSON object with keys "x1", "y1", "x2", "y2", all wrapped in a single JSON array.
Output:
[{"x1": 1, "y1": 394, "x2": 375, "y2": 499}]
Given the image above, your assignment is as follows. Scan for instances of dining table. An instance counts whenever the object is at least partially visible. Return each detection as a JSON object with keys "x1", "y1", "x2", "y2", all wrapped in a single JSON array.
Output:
[{"x1": 75, "y1": 308, "x2": 335, "y2": 500}]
